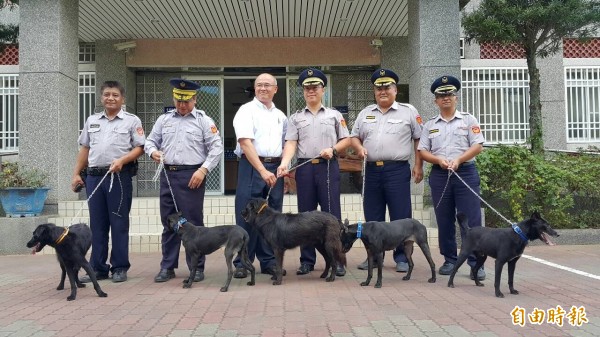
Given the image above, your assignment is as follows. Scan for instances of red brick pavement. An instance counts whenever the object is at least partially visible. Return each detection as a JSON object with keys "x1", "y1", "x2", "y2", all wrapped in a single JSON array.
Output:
[{"x1": 0, "y1": 245, "x2": 598, "y2": 336}]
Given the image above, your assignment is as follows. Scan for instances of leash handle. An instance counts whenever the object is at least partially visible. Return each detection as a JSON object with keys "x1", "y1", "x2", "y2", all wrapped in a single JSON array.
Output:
[
  {"x1": 70, "y1": 170, "x2": 112, "y2": 226},
  {"x1": 357, "y1": 221, "x2": 362, "y2": 238}
]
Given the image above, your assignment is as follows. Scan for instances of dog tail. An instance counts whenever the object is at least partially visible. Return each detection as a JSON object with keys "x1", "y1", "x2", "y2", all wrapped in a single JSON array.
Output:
[{"x1": 456, "y1": 212, "x2": 469, "y2": 232}]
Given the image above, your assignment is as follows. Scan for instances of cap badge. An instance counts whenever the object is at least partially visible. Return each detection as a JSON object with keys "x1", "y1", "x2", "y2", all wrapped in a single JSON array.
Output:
[
  {"x1": 180, "y1": 81, "x2": 186, "y2": 88},
  {"x1": 307, "y1": 69, "x2": 313, "y2": 76},
  {"x1": 441, "y1": 76, "x2": 448, "y2": 84},
  {"x1": 380, "y1": 69, "x2": 386, "y2": 76}
]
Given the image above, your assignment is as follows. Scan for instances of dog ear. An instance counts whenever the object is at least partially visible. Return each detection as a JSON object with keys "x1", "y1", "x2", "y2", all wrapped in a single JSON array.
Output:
[{"x1": 531, "y1": 211, "x2": 541, "y2": 220}]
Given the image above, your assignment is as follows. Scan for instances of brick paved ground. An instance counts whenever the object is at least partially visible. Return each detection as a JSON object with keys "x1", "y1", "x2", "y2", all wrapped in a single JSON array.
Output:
[{"x1": 0, "y1": 244, "x2": 598, "y2": 336}]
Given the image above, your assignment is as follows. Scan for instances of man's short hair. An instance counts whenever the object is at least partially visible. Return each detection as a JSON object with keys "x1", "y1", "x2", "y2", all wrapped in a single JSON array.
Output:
[{"x1": 100, "y1": 81, "x2": 125, "y2": 96}]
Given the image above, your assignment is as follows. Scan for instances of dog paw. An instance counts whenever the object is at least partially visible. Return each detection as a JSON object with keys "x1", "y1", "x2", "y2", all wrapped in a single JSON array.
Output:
[
  {"x1": 319, "y1": 272, "x2": 328, "y2": 278},
  {"x1": 56, "y1": 286, "x2": 64, "y2": 290},
  {"x1": 447, "y1": 283, "x2": 454, "y2": 288},
  {"x1": 325, "y1": 277, "x2": 334, "y2": 282},
  {"x1": 77, "y1": 283, "x2": 86, "y2": 288},
  {"x1": 270, "y1": 275, "x2": 276, "y2": 281},
  {"x1": 98, "y1": 291, "x2": 107, "y2": 297},
  {"x1": 272, "y1": 280, "x2": 282, "y2": 285},
  {"x1": 476, "y1": 282, "x2": 484, "y2": 287},
  {"x1": 247, "y1": 281, "x2": 255, "y2": 286},
  {"x1": 360, "y1": 281, "x2": 370, "y2": 286},
  {"x1": 374, "y1": 283, "x2": 382, "y2": 288},
  {"x1": 182, "y1": 283, "x2": 192, "y2": 289},
  {"x1": 67, "y1": 296, "x2": 75, "y2": 301},
  {"x1": 219, "y1": 287, "x2": 228, "y2": 292},
  {"x1": 428, "y1": 278, "x2": 436, "y2": 283},
  {"x1": 496, "y1": 292, "x2": 505, "y2": 298},
  {"x1": 510, "y1": 289, "x2": 519, "y2": 295},
  {"x1": 402, "y1": 275, "x2": 411, "y2": 281}
]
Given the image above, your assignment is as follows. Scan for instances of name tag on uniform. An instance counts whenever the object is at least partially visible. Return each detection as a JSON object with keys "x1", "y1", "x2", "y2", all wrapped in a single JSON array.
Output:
[
  {"x1": 428, "y1": 129, "x2": 440, "y2": 138},
  {"x1": 90, "y1": 124, "x2": 100, "y2": 128},
  {"x1": 364, "y1": 116, "x2": 376, "y2": 122}
]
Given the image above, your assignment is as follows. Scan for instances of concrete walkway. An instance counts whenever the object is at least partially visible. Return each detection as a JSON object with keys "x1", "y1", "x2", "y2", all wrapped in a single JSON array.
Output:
[{"x1": 0, "y1": 244, "x2": 599, "y2": 337}]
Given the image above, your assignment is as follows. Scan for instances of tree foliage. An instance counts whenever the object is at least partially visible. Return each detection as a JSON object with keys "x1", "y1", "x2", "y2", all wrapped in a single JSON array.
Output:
[
  {"x1": 0, "y1": 0, "x2": 19, "y2": 54},
  {"x1": 462, "y1": 0, "x2": 600, "y2": 155}
]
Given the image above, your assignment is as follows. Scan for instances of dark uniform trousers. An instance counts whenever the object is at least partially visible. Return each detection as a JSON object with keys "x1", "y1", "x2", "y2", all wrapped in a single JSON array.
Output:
[
  {"x1": 85, "y1": 169, "x2": 133, "y2": 275},
  {"x1": 159, "y1": 169, "x2": 206, "y2": 271},
  {"x1": 233, "y1": 156, "x2": 284, "y2": 271},
  {"x1": 296, "y1": 159, "x2": 342, "y2": 266},
  {"x1": 429, "y1": 163, "x2": 482, "y2": 267},
  {"x1": 363, "y1": 161, "x2": 411, "y2": 263}
]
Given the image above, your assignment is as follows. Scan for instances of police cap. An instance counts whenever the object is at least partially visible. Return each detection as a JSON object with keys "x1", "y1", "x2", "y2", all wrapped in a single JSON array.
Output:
[
  {"x1": 170, "y1": 78, "x2": 200, "y2": 101},
  {"x1": 297, "y1": 68, "x2": 327, "y2": 87},
  {"x1": 371, "y1": 68, "x2": 399, "y2": 87},
  {"x1": 430, "y1": 75, "x2": 461, "y2": 95}
]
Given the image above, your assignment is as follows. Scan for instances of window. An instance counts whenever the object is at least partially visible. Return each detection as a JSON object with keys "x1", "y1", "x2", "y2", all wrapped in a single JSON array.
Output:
[
  {"x1": 78, "y1": 72, "x2": 96, "y2": 131},
  {"x1": 565, "y1": 67, "x2": 600, "y2": 142},
  {"x1": 79, "y1": 43, "x2": 96, "y2": 63},
  {"x1": 0, "y1": 74, "x2": 18, "y2": 152},
  {"x1": 461, "y1": 68, "x2": 530, "y2": 144},
  {"x1": 460, "y1": 38, "x2": 465, "y2": 59}
]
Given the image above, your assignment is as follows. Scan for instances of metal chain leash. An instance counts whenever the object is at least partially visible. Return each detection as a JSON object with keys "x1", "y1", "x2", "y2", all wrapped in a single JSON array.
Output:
[
  {"x1": 152, "y1": 154, "x2": 179, "y2": 213},
  {"x1": 70, "y1": 169, "x2": 124, "y2": 225}
]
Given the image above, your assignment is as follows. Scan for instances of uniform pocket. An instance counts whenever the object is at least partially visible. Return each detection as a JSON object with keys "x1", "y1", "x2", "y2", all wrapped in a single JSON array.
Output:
[
  {"x1": 385, "y1": 119, "x2": 408, "y2": 134},
  {"x1": 88, "y1": 128, "x2": 101, "y2": 145},
  {"x1": 111, "y1": 128, "x2": 130, "y2": 145}
]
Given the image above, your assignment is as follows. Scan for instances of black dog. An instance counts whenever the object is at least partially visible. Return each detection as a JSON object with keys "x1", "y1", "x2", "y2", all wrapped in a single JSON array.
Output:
[
  {"x1": 241, "y1": 198, "x2": 347, "y2": 285},
  {"x1": 167, "y1": 212, "x2": 255, "y2": 292},
  {"x1": 447, "y1": 212, "x2": 558, "y2": 297},
  {"x1": 26, "y1": 223, "x2": 107, "y2": 301},
  {"x1": 341, "y1": 219, "x2": 436, "y2": 288}
]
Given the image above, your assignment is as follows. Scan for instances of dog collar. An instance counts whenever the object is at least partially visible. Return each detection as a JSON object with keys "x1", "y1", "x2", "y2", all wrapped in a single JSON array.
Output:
[
  {"x1": 357, "y1": 222, "x2": 362, "y2": 239},
  {"x1": 174, "y1": 217, "x2": 187, "y2": 233},
  {"x1": 512, "y1": 224, "x2": 528, "y2": 243},
  {"x1": 257, "y1": 202, "x2": 268, "y2": 215},
  {"x1": 55, "y1": 227, "x2": 70, "y2": 245}
]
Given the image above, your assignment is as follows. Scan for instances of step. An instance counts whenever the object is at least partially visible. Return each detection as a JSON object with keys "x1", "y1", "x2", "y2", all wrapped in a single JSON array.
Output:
[{"x1": 39, "y1": 194, "x2": 436, "y2": 255}]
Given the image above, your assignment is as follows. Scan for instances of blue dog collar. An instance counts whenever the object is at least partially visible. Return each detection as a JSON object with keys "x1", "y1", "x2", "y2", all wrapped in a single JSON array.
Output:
[
  {"x1": 512, "y1": 224, "x2": 528, "y2": 243},
  {"x1": 174, "y1": 217, "x2": 187, "y2": 233},
  {"x1": 357, "y1": 222, "x2": 362, "y2": 239}
]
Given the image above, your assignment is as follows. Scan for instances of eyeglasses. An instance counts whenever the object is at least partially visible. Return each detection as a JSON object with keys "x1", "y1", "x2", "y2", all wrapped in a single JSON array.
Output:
[{"x1": 255, "y1": 83, "x2": 276, "y2": 89}]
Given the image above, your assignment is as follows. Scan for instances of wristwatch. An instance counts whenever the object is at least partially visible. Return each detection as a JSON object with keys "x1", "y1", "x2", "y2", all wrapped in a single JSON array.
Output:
[{"x1": 331, "y1": 147, "x2": 338, "y2": 158}]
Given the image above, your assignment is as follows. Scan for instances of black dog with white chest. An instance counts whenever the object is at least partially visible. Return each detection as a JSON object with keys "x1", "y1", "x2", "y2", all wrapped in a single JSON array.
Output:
[
  {"x1": 447, "y1": 212, "x2": 558, "y2": 297},
  {"x1": 167, "y1": 212, "x2": 255, "y2": 292},
  {"x1": 341, "y1": 219, "x2": 436, "y2": 288},
  {"x1": 241, "y1": 198, "x2": 347, "y2": 285},
  {"x1": 26, "y1": 223, "x2": 107, "y2": 301}
]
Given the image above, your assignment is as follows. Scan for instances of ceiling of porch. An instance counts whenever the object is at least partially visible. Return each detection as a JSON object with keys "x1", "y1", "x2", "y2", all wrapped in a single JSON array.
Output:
[{"x1": 78, "y1": 0, "x2": 410, "y2": 41}]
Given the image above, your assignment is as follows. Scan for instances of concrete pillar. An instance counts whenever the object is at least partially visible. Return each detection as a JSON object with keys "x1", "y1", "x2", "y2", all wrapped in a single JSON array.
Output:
[
  {"x1": 407, "y1": 0, "x2": 461, "y2": 119},
  {"x1": 539, "y1": 48, "x2": 566, "y2": 151},
  {"x1": 19, "y1": 0, "x2": 80, "y2": 207},
  {"x1": 95, "y1": 40, "x2": 137, "y2": 113}
]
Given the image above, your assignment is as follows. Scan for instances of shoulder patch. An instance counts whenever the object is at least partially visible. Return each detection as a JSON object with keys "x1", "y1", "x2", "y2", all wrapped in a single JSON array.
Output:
[
  {"x1": 136, "y1": 127, "x2": 144, "y2": 136},
  {"x1": 210, "y1": 125, "x2": 218, "y2": 134},
  {"x1": 416, "y1": 115, "x2": 422, "y2": 125},
  {"x1": 471, "y1": 126, "x2": 481, "y2": 134}
]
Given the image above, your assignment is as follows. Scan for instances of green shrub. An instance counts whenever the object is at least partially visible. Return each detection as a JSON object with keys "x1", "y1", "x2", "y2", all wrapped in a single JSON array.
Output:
[
  {"x1": 476, "y1": 145, "x2": 599, "y2": 229},
  {"x1": 0, "y1": 162, "x2": 48, "y2": 189}
]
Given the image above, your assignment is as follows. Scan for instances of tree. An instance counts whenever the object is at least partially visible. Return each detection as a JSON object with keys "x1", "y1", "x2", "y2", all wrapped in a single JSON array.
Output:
[
  {"x1": 0, "y1": 0, "x2": 19, "y2": 54},
  {"x1": 462, "y1": 0, "x2": 600, "y2": 155}
]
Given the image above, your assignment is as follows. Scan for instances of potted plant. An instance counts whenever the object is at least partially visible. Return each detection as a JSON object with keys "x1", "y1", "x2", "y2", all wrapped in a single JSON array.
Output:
[{"x1": 0, "y1": 162, "x2": 50, "y2": 217}]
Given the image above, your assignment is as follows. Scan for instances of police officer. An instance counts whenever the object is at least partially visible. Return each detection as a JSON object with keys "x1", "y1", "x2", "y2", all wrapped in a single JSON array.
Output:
[
  {"x1": 418, "y1": 75, "x2": 486, "y2": 281},
  {"x1": 145, "y1": 78, "x2": 224, "y2": 283},
  {"x1": 72, "y1": 80, "x2": 145, "y2": 283},
  {"x1": 232, "y1": 73, "x2": 287, "y2": 278},
  {"x1": 277, "y1": 68, "x2": 350, "y2": 277},
  {"x1": 350, "y1": 68, "x2": 424, "y2": 272}
]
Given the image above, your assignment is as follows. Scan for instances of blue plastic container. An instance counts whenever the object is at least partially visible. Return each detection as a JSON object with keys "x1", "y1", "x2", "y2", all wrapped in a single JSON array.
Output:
[{"x1": 0, "y1": 187, "x2": 50, "y2": 217}]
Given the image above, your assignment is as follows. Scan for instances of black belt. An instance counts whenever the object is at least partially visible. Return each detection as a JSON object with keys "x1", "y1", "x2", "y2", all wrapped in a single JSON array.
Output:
[
  {"x1": 366, "y1": 160, "x2": 407, "y2": 167},
  {"x1": 87, "y1": 163, "x2": 136, "y2": 176},
  {"x1": 164, "y1": 164, "x2": 202, "y2": 171},
  {"x1": 297, "y1": 158, "x2": 336, "y2": 164},
  {"x1": 241, "y1": 154, "x2": 281, "y2": 163},
  {"x1": 432, "y1": 162, "x2": 475, "y2": 170}
]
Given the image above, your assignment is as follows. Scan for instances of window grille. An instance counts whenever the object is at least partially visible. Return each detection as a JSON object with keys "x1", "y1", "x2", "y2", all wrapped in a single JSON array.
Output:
[
  {"x1": 78, "y1": 72, "x2": 96, "y2": 131},
  {"x1": 565, "y1": 67, "x2": 600, "y2": 142},
  {"x1": 79, "y1": 43, "x2": 96, "y2": 63},
  {"x1": 0, "y1": 74, "x2": 18, "y2": 152}
]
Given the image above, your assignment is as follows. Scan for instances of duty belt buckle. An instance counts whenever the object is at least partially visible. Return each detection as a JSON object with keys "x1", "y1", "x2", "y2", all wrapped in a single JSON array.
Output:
[
  {"x1": 168, "y1": 166, "x2": 178, "y2": 171},
  {"x1": 311, "y1": 159, "x2": 320, "y2": 164},
  {"x1": 264, "y1": 157, "x2": 275, "y2": 163},
  {"x1": 376, "y1": 161, "x2": 384, "y2": 166}
]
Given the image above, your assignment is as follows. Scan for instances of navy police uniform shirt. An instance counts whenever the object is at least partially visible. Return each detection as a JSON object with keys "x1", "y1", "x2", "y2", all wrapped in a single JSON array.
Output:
[
  {"x1": 79, "y1": 109, "x2": 145, "y2": 167},
  {"x1": 418, "y1": 110, "x2": 485, "y2": 161}
]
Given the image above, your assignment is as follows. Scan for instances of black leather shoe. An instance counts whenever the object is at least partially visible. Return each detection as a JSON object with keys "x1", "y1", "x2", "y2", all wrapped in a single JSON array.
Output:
[
  {"x1": 438, "y1": 262, "x2": 455, "y2": 275},
  {"x1": 470, "y1": 267, "x2": 486, "y2": 281},
  {"x1": 357, "y1": 259, "x2": 369, "y2": 270},
  {"x1": 396, "y1": 262, "x2": 409, "y2": 273},
  {"x1": 112, "y1": 269, "x2": 127, "y2": 283},
  {"x1": 296, "y1": 263, "x2": 314, "y2": 275},
  {"x1": 192, "y1": 270, "x2": 204, "y2": 282},
  {"x1": 80, "y1": 272, "x2": 109, "y2": 283},
  {"x1": 154, "y1": 269, "x2": 175, "y2": 282},
  {"x1": 233, "y1": 267, "x2": 248, "y2": 279},
  {"x1": 262, "y1": 266, "x2": 286, "y2": 276},
  {"x1": 336, "y1": 265, "x2": 346, "y2": 277}
]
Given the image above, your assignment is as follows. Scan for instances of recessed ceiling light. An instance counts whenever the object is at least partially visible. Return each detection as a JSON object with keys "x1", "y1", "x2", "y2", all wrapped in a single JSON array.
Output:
[{"x1": 245, "y1": 19, "x2": 255, "y2": 23}]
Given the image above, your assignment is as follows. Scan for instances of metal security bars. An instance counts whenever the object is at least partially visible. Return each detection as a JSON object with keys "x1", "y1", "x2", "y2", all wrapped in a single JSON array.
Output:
[
  {"x1": 565, "y1": 67, "x2": 600, "y2": 143},
  {"x1": 78, "y1": 43, "x2": 96, "y2": 63},
  {"x1": 78, "y1": 72, "x2": 96, "y2": 132},
  {"x1": 461, "y1": 68, "x2": 530, "y2": 144},
  {"x1": 0, "y1": 74, "x2": 18, "y2": 152}
]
